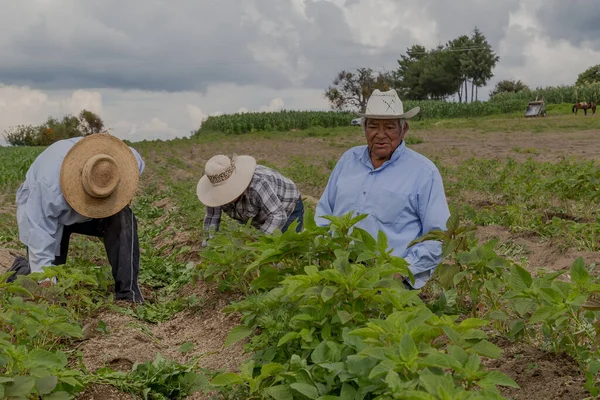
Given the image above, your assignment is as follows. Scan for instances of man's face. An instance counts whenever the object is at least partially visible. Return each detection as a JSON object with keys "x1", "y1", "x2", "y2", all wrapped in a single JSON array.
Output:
[{"x1": 365, "y1": 118, "x2": 407, "y2": 161}]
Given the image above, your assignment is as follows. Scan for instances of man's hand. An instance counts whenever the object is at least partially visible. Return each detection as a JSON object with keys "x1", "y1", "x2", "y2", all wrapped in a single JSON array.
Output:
[
  {"x1": 38, "y1": 277, "x2": 57, "y2": 288},
  {"x1": 393, "y1": 273, "x2": 406, "y2": 281}
]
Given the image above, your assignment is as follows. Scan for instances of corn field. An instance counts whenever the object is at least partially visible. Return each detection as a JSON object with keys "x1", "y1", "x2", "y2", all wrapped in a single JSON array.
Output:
[
  {"x1": 0, "y1": 146, "x2": 43, "y2": 190},
  {"x1": 490, "y1": 83, "x2": 600, "y2": 104},
  {"x1": 196, "y1": 100, "x2": 527, "y2": 134}
]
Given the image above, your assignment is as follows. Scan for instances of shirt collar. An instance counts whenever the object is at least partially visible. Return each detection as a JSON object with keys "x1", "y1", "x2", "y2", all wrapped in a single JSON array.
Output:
[{"x1": 359, "y1": 140, "x2": 407, "y2": 171}]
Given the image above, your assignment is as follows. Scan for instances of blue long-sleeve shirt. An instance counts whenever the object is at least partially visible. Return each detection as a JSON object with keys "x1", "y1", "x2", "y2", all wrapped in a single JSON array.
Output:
[
  {"x1": 15, "y1": 137, "x2": 145, "y2": 274},
  {"x1": 315, "y1": 141, "x2": 450, "y2": 289}
]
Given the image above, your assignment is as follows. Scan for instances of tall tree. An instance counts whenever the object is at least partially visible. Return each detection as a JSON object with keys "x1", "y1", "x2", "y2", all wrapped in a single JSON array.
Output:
[
  {"x1": 489, "y1": 79, "x2": 529, "y2": 97},
  {"x1": 324, "y1": 68, "x2": 393, "y2": 112},
  {"x1": 447, "y1": 35, "x2": 471, "y2": 102},
  {"x1": 576, "y1": 64, "x2": 600, "y2": 86},
  {"x1": 462, "y1": 27, "x2": 499, "y2": 101},
  {"x1": 396, "y1": 45, "x2": 429, "y2": 100},
  {"x1": 78, "y1": 110, "x2": 105, "y2": 136}
]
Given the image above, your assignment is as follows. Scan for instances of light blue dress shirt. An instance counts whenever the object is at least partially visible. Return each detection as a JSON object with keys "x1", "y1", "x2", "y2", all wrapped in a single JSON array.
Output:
[
  {"x1": 315, "y1": 141, "x2": 450, "y2": 289},
  {"x1": 15, "y1": 137, "x2": 145, "y2": 274}
]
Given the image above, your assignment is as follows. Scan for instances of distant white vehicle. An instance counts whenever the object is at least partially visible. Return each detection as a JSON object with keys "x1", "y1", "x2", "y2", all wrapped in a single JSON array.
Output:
[{"x1": 351, "y1": 117, "x2": 363, "y2": 126}]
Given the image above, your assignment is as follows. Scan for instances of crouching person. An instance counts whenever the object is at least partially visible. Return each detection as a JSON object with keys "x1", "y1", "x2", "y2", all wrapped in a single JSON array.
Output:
[
  {"x1": 7, "y1": 133, "x2": 146, "y2": 303},
  {"x1": 196, "y1": 154, "x2": 304, "y2": 244}
]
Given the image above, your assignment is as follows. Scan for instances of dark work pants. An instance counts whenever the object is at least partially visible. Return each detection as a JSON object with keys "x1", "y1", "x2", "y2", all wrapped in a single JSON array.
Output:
[
  {"x1": 57, "y1": 205, "x2": 144, "y2": 303},
  {"x1": 15, "y1": 206, "x2": 144, "y2": 303},
  {"x1": 281, "y1": 197, "x2": 305, "y2": 233}
]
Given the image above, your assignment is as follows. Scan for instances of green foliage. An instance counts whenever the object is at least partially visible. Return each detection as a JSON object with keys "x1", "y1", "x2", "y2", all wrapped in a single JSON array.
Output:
[
  {"x1": 3, "y1": 109, "x2": 105, "y2": 147},
  {"x1": 324, "y1": 68, "x2": 394, "y2": 112},
  {"x1": 201, "y1": 211, "x2": 517, "y2": 399},
  {"x1": 489, "y1": 82, "x2": 600, "y2": 104},
  {"x1": 445, "y1": 157, "x2": 600, "y2": 251},
  {"x1": 0, "y1": 146, "x2": 44, "y2": 192},
  {"x1": 197, "y1": 110, "x2": 355, "y2": 135},
  {"x1": 489, "y1": 80, "x2": 530, "y2": 97},
  {"x1": 576, "y1": 64, "x2": 600, "y2": 86},
  {"x1": 94, "y1": 353, "x2": 208, "y2": 399}
]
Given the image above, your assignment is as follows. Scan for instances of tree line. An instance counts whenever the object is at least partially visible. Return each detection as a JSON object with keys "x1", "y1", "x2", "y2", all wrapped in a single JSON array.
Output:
[
  {"x1": 325, "y1": 27, "x2": 499, "y2": 112},
  {"x1": 325, "y1": 25, "x2": 600, "y2": 113},
  {"x1": 3, "y1": 110, "x2": 105, "y2": 146}
]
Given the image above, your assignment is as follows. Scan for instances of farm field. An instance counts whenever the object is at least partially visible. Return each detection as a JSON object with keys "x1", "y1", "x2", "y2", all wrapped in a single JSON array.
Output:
[{"x1": 3, "y1": 111, "x2": 600, "y2": 399}]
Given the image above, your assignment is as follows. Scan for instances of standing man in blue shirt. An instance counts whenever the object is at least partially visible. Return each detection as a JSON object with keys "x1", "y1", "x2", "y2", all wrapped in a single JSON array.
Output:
[
  {"x1": 315, "y1": 89, "x2": 450, "y2": 290},
  {"x1": 7, "y1": 133, "x2": 146, "y2": 303}
]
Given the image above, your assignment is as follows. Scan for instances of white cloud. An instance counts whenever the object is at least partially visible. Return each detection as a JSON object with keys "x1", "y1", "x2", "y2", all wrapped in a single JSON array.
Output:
[
  {"x1": 259, "y1": 97, "x2": 285, "y2": 112},
  {"x1": 1, "y1": 0, "x2": 599, "y2": 144}
]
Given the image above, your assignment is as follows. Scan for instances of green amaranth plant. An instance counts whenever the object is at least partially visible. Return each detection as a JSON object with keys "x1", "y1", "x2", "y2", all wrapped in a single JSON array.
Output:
[{"x1": 199, "y1": 212, "x2": 518, "y2": 399}]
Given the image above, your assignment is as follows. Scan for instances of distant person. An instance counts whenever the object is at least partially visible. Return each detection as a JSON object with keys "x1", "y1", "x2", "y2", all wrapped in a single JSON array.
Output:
[
  {"x1": 315, "y1": 89, "x2": 450, "y2": 290},
  {"x1": 196, "y1": 154, "x2": 304, "y2": 244},
  {"x1": 7, "y1": 133, "x2": 146, "y2": 303}
]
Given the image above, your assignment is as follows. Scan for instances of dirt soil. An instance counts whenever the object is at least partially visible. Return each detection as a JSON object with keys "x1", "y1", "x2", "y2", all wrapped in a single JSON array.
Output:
[
  {"x1": 78, "y1": 281, "x2": 247, "y2": 375},
  {"x1": 9, "y1": 127, "x2": 600, "y2": 399},
  {"x1": 0, "y1": 248, "x2": 23, "y2": 274},
  {"x1": 476, "y1": 225, "x2": 600, "y2": 273},
  {"x1": 486, "y1": 337, "x2": 589, "y2": 400}
]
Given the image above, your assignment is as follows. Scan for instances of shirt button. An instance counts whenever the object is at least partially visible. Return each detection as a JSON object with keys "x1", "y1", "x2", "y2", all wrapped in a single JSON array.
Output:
[{"x1": 363, "y1": 191, "x2": 366, "y2": 195}]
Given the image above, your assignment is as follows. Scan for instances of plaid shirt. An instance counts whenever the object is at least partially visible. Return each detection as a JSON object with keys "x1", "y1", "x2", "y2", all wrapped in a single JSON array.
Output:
[{"x1": 203, "y1": 165, "x2": 300, "y2": 235}]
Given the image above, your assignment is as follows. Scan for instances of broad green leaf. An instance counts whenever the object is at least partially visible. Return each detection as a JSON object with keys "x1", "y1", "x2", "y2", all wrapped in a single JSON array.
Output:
[
  {"x1": 36, "y1": 375, "x2": 58, "y2": 395},
  {"x1": 305, "y1": 265, "x2": 320, "y2": 278},
  {"x1": 260, "y1": 363, "x2": 285, "y2": 378},
  {"x1": 51, "y1": 323, "x2": 83, "y2": 339},
  {"x1": 321, "y1": 286, "x2": 338, "y2": 303},
  {"x1": 510, "y1": 265, "x2": 532, "y2": 292},
  {"x1": 529, "y1": 306, "x2": 554, "y2": 324},
  {"x1": 224, "y1": 326, "x2": 253, "y2": 347},
  {"x1": 4, "y1": 376, "x2": 35, "y2": 397},
  {"x1": 571, "y1": 257, "x2": 589, "y2": 285},
  {"x1": 453, "y1": 270, "x2": 470, "y2": 285},
  {"x1": 488, "y1": 310, "x2": 509, "y2": 320},
  {"x1": 471, "y1": 340, "x2": 502, "y2": 359},
  {"x1": 337, "y1": 310, "x2": 353, "y2": 325},
  {"x1": 263, "y1": 385, "x2": 294, "y2": 399},
  {"x1": 340, "y1": 383, "x2": 357, "y2": 400},
  {"x1": 458, "y1": 318, "x2": 489, "y2": 329},
  {"x1": 278, "y1": 332, "x2": 299, "y2": 346},
  {"x1": 179, "y1": 342, "x2": 195, "y2": 353},
  {"x1": 25, "y1": 350, "x2": 64, "y2": 369},
  {"x1": 290, "y1": 383, "x2": 318, "y2": 399},
  {"x1": 43, "y1": 392, "x2": 72, "y2": 400},
  {"x1": 311, "y1": 341, "x2": 342, "y2": 364},
  {"x1": 211, "y1": 372, "x2": 244, "y2": 386},
  {"x1": 377, "y1": 230, "x2": 388, "y2": 252},
  {"x1": 7, "y1": 285, "x2": 34, "y2": 299},
  {"x1": 356, "y1": 250, "x2": 376, "y2": 263},
  {"x1": 478, "y1": 371, "x2": 520, "y2": 389},
  {"x1": 399, "y1": 334, "x2": 418, "y2": 364}
]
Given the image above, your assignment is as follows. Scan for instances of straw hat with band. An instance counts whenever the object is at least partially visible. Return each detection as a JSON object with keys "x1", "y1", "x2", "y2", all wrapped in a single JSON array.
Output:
[
  {"x1": 357, "y1": 89, "x2": 420, "y2": 120},
  {"x1": 196, "y1": 154, "x2": 256, "y2": 207},
  {"x1": 60, "y1": 134, "x2": 140, "y2": 219}
]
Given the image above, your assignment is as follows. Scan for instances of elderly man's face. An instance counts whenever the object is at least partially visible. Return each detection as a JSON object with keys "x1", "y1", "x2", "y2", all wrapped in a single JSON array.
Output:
[{"x1": 365, "y1": 118, "x2": 408, "y2": 166}]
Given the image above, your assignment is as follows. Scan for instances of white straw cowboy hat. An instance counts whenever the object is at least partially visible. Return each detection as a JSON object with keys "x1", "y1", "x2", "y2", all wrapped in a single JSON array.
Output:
[
  {"x1": 357, "y1": 89, "x2": 420, "y2": 119},
  {"x1": 60, "y1": 134, "x2": 140, "y2": 219},
  {"x1": 196, "y1": 154, "x2": 257, "y2": 207}
]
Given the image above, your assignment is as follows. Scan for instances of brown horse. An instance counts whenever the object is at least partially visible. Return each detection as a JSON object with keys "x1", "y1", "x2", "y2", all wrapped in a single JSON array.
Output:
[{"x1": 572, "y1": 101, "x2": 596, "y2": 115}]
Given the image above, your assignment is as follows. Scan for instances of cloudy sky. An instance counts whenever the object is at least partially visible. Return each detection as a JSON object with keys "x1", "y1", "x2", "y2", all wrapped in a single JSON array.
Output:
[{"x1": 0, "y1": 0, "x2": 599, "y2": 144}]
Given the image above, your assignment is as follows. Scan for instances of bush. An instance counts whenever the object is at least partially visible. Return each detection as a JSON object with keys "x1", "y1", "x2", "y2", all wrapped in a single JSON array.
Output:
[{"x1": 3, "y1": 110, "x2": 105, "y2": 147}]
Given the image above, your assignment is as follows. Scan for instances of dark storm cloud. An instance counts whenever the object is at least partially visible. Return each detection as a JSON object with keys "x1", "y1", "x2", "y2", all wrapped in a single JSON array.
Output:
[
  {"x1": 0, "y1": 0, "x2": 304, "y2": 91},
  {"x1": 535, "y1": 0, "x2": 600, "y2": 50},
  {"x1": 0, "y1": 0, "x2": 544, "y2": 92}
]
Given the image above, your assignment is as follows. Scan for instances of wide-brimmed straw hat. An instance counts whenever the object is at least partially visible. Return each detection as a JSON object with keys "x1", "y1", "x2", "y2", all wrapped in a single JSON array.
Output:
[
  {"x1": 196, "y1": 154, "x2": 256, "y2": 207},
  {"x1": 60, "y1": 134, "x2": 140, "y2": 219},
  {"x1": 357, "y1": 89, "x2": 420, "y2": 119}
]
